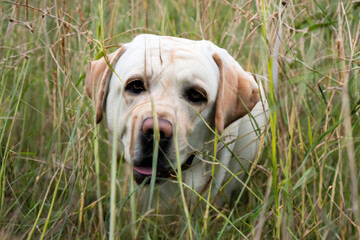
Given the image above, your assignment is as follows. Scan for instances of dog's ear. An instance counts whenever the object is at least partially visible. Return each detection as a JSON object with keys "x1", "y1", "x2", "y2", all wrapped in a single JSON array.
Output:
[
  {"x1": 212, "y1": 52, "x2": 259, "y2": 134},
  {"x1": 85, "y1": 46, "x2": 126, "y2": 123}
]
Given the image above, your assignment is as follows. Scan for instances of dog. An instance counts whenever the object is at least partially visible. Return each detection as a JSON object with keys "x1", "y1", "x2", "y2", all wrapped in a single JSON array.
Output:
[{"x1": 85, "y1": 34, "x2": 268, "y2": 209}]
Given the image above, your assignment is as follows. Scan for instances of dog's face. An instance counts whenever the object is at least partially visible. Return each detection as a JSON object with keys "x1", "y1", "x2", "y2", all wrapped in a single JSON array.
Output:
[{"x1": 85, "y1": 34, "x2": 260, "y2": 185}]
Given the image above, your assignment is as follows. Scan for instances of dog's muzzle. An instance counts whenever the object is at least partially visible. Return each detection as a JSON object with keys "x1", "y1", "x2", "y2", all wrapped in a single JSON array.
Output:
[{"x1": 132, "y1": 117, "x2": 194, "y2": 185}]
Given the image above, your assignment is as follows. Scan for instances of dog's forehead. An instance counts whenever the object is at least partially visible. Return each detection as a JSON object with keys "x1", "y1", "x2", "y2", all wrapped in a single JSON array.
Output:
[
  {"x1": 123, "y1": 35, "x2": 214, "y2": 65},
  {"x1": 112, "y1": 34, "x2": 220, "y2": 99},
  {"x1": 129, "y1": 34, "x2": 203, "y2": 51},
  {"x1": 118, "y1": 34, "x2": 219, "y2": 85}
]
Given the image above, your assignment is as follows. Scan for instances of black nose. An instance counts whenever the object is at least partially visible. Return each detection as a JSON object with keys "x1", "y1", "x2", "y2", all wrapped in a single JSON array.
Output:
[{"x1": 141, "y1": 117, "x2": 173, "y2": 139}]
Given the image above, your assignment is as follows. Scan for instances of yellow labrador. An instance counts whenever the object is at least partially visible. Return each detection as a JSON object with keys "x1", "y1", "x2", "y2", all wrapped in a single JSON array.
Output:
[{"x1": 85, "y1": 34, "x2": 268, "y2": 207}]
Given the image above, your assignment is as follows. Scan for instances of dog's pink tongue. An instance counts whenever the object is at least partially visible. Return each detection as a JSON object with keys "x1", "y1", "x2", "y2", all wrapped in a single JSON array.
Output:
[{"x1": 133, "y1": 166, "x2": 153, "y2": 176}]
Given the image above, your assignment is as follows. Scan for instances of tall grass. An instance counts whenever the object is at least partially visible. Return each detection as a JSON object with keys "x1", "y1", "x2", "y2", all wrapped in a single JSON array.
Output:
[{"x1": 0, "y1": 0, "x2": 359, "y2": 239}]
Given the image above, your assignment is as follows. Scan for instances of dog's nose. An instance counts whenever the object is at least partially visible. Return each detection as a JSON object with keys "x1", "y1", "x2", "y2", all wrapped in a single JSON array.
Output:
[{"x1": 142, "y1": 117, "x2": 173, "y2": 139}]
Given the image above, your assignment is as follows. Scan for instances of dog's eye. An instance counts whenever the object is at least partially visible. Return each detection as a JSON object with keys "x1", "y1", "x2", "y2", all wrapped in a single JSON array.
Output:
[
  {"x1": 125, "y1": 80, "x2": 146, "y2": 94},
  {"x1": 185, "y1": 88, "x2": 207, "y2": 104}
]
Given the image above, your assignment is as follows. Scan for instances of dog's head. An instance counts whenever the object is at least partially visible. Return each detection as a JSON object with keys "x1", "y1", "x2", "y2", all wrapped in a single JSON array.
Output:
[{"x1": 85, "y1": 34, "x2": 259, "y2": 185}]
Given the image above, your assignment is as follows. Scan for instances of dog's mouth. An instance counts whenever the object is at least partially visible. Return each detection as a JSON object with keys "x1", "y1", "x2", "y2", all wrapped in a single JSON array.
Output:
[{"x1": 133, "y1": 154, "x2": 195, "y2": 185}]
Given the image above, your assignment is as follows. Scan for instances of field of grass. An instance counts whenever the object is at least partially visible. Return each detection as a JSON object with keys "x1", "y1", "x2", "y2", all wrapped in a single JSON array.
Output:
[{"x1": 1, "y1": 0, "x2": 360, "y2": 239}]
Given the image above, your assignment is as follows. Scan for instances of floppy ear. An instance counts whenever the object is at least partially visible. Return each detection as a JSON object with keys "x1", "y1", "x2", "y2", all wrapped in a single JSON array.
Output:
[
  {"x1": 85, "y1": 46, "x2": 126, "y2": 123},
  {"x1": 212, "y1": 52, "x2": 260, "y2": 134}
]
